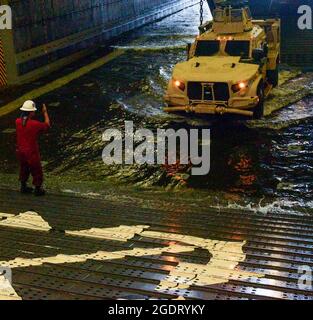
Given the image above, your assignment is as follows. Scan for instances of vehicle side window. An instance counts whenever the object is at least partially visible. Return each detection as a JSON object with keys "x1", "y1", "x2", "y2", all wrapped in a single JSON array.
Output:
[
  {"x1": 245, "y1": 7, "x2": 252, "y2": 20},
  {"x1": 214, "y1": 9, "x2": 224, "y2": 22}
]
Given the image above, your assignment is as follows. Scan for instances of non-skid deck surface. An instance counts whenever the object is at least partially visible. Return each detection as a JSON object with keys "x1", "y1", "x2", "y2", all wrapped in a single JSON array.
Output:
[{"x1": 0, "y1": 188, "x2": 312, "y2": 300}]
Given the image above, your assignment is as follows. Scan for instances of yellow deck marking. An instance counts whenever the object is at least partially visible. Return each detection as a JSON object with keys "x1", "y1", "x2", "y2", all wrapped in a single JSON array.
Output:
[
  {"x1": 0, "y1": 211, "x2": 51, "y2": 231},
  {"x1": 0, "y1": 215, "x2": 265, "y2": 299},
  {"x1": 66, "y1": 225, "x2": 149, "y2": 242},
  {"x1": 0, "y1": 245, "x2": 195, "y2": 269},
  {"x1": 0, "y1": 212, "x2": 15, "y2": 219},
  {"x1": 0, "y1": 49, "x2": 125, "y2": 117},
  {"x1": 141, "y1": 231, "x2": 264, "y2": 292}
]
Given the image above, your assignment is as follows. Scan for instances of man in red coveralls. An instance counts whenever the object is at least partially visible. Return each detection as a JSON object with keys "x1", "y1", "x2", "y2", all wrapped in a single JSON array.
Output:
[{"x1": 16, "y1": 100, "x2": 51, "y2": 196}]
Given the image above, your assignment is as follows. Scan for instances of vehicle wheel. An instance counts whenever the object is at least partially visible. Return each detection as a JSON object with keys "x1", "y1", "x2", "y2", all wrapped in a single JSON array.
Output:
[
  {"x1": 253, "y1": 83, "x2": 264, "y2": 119},
  {"x1": 267, "y1": 64, "x2": 279, "y2": 87}
]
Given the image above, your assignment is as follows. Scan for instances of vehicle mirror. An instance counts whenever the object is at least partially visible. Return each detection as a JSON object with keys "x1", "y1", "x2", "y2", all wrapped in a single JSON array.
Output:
[
  {"x1": 187, "y1": 43, "x2": 192, "y2": 60},
  {"x1": 263, "y1": 43, "x2": 269, "y2": 56},
  {"x1": 252, "y1": 48, "x2": 265, "y2": 62}
]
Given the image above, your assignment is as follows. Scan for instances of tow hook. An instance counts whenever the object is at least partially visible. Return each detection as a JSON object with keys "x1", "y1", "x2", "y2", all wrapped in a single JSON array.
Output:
[{"x1": 215, "y1": 106, "x2": 226, "y2": 115}]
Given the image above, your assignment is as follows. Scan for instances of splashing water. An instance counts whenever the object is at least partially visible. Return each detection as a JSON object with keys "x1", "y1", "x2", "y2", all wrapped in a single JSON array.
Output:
[{"x1": 1, "y1": 4, "x2": 313, "y2": 216}]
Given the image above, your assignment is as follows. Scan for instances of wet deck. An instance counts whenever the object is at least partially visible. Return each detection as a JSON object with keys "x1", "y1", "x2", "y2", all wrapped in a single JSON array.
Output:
[{"x1": 0, "y1": 188, "x2": 312, "y2": 300}]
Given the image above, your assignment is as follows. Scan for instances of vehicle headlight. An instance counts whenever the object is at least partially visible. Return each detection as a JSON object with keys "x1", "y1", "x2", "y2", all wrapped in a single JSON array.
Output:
[
  {"x1": 173, "y1": 79, "x2": 186, "y2": 92},
  {"x1": 232, "y1": 80, "x2": 248, "y2": 93}
]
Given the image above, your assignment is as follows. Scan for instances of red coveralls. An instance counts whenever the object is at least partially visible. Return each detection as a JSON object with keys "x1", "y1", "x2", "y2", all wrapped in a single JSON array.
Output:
[{"x1": 16, "y1": 118, "x2": 50, "y2": 187}]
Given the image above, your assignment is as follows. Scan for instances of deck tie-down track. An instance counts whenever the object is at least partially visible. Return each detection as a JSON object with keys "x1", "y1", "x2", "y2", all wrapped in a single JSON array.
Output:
[{"x1": 0, "y1": 189, "x2": 312, "y2": 300}]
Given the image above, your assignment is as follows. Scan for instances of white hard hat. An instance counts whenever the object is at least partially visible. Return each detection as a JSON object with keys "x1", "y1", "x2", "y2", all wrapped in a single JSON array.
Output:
[{"x1": 20, "y1": 100, "x2": 37, "y2": 112}]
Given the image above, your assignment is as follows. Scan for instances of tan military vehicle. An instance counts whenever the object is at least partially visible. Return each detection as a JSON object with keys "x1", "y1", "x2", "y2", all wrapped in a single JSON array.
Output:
[{"x1": 164, "y1": 5, "x2": 280, "y2": 119}]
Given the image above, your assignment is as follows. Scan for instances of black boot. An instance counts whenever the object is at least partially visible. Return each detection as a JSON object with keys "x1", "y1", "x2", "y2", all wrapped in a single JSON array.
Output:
[
  {"x1": 20, "y1": 182, "x2": 33, "y2": 194},
  {"x1": 34, "y1": 186, "x2": 46, "y2": 197}
]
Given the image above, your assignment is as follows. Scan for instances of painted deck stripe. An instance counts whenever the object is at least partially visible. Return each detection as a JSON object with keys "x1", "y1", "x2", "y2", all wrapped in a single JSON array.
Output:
[
  {"x1": 0, "y1": 36, "x2": 7, "y2": 87},
  {"x1": 0, "y1": 49, "x2": 125, "y2": 117}
]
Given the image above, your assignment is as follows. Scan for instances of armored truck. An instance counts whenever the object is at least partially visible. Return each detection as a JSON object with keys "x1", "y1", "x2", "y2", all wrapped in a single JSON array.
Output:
[{"x1": 164, "y1": 5, "x2": 280, "y2": 118}]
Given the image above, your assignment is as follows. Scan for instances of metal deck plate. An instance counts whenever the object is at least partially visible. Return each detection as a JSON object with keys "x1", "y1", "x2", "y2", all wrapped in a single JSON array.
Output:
[{"x1": 0, "y1": 189, "x2": 312, "y2": 300}]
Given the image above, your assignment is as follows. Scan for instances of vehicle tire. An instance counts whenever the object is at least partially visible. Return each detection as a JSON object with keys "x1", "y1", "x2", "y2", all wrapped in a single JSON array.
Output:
[
  {"x1": 267, "y1": 63, "x2": 279, "y2": 87},
  {"x1": 253, "y1": 83, "x2": 264, "y2": 119}
]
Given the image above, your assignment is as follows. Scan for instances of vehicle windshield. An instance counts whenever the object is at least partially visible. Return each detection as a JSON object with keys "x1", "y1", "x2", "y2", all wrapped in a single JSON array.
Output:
[
  {"x1": 195, "y1": 40, "x2": 220, "y2": 56},
  {"x1": 214, "y1": 9, "x2": 224, "y2": 22},
  {"x1": 225, "y1": 40, "x2": 250, "y2": 58},
  {"x1": 231, "y1": 9, "x2": 243, "y2": 22},
  {"x1": 214, "y1": 8, "x2": 248, "y2": 23}
]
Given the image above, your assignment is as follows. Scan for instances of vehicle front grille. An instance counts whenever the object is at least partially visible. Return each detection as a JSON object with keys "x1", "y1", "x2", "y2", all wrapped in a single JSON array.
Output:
[{"x1": 187, "y1": 82, "x2": 230, "y2": 102}]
